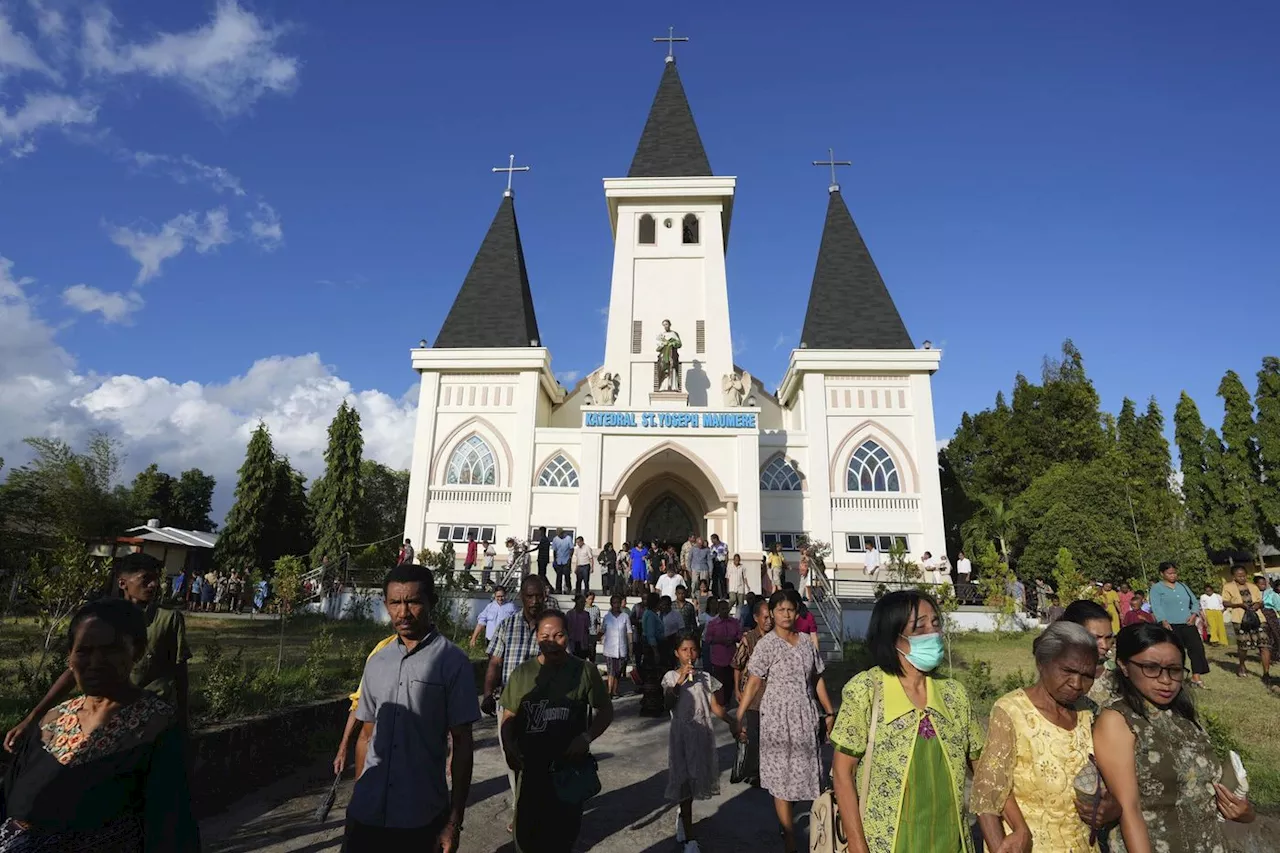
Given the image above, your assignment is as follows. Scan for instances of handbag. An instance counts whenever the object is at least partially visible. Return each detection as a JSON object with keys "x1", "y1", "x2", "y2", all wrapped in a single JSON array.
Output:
[
  {"x1": 551, "y1": 754, "x2": 601, "y2": 805},
  {"x1": 808, "y1": 673, "x2": 881, "y2": 853}
]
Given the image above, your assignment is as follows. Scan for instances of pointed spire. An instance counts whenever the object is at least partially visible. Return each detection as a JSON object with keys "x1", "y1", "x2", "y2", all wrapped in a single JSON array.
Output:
[
  {"x1": 628, "y1": 60, "x2": 712, "y2": 178},
  {"x1": 799, "y1": 189, "x2": 913, "y2": 350},
  {"x1": 434, "y1": 195, "x2": 541, "y2": 348}
]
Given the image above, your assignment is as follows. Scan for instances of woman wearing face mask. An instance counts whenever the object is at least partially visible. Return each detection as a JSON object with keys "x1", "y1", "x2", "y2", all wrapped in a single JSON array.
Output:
[
  {"x1": 500, "y1": 610, "x2": 614, "y2": 852},
  {"x1": 973, "y1": 620, "x2": 1101, "y2": 852},
  {"x1": 829, "y1": 590, "x2": 984, "y2": 853}
]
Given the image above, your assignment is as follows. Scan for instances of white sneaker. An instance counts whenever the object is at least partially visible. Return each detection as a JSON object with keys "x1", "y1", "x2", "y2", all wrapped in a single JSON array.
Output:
[
  {"x1": 683, "y1": 841, "x2": 701, "y2": 853},
  {"x1": 675, "y1": 814, "x2": 686, "y2": 843}
]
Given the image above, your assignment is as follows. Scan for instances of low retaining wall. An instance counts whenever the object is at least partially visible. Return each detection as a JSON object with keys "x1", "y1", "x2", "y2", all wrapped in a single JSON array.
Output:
[{"x1": 189, "y1": 696, "x2": 348, "y2": 817}]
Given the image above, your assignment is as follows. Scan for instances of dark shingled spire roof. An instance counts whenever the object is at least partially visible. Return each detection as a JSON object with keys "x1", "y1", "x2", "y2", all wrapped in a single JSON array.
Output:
[
  {"x1": 434, "y1": 195, "x2": 541, "y2": 349},
  {"x1": 800, "y1": 189, "x2": 913, "y2": 350},
  {"x1": 628, "y1": 60, "x2": 712, "y2": 178}
]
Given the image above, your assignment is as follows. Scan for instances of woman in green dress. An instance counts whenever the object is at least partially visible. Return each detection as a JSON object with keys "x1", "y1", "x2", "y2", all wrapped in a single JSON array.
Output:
[
  {"x1": 829, "y1": 590, "x2": 985, "y2": 853},
  {"x1": 1094, "y1": 623, "x2": 1256, "y2": 852}
]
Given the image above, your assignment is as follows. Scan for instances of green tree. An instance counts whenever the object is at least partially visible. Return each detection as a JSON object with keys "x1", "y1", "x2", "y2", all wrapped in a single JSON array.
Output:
[
  {"x1": 29, "y1": 539, "x2": 112, "y2": 664},
  {"x1": 129, "y1": 463, "x2": 175, "y2": 526},
  {"x1": 1174, "y1": 392, "x2": 1229, "y2": 549},
  {"x1": 0, "y1": 434, "x2": 130, "y2": 546},
  {"x1": 268, "y1": 554, "x2": 306, "y2": 674},
  {"x1": 310, "y1": 402, "x2": 364, "y2": 566},
  {"x1": 214, "y1": 423, "x2": 278, "y2": 572},
  {"x1": 171, "y1": 468, "x2": 216, "y2": 531},
  {"x1": 1014, "y1": 460, "x2": 1132, "y2": 582},
  {"x1": 1217, "y1": 370, "x2": 1266, "y2": 559},
  {"x1": 269, "y1": 458, "x2": 314, "y2": 565},
  {"x1": 961, "y1": 495, "x2": 1016, "y2": 564},
  {"x1": 355, "y1": 460, "x2": 409, "y2": 562},
  {"x1": 1253, "y1": 357, "x2": 1280, "y2": 535},
  {"x1": 1052, "y1": 547, "x2": 1090, "y2": 604}
]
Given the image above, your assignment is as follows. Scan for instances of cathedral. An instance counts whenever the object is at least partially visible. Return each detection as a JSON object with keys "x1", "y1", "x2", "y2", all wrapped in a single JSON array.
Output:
[{"x1": 403, "y1": 52, "x2": 945, "y2": 588}]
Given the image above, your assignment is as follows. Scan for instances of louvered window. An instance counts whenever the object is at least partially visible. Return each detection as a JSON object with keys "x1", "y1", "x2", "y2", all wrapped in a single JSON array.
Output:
[
  {"x1": 631, "y1": 320, "x2": 642, "y2": 354},
  {"x1": 696, "y1": 321, "x2": 705, "y2": 354}
]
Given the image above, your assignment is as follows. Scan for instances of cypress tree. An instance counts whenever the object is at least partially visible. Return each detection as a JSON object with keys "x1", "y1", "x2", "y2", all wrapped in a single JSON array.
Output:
[
  {"x1": 1217, "y1": 370, "x2": 1264, "y2": 556},
  {"x1": 310, "y1": 402, "x2": 364, "y2": 566},
  {"x1": 1254, "y1": 357, "x2": 1280, "y2": 537},
  {"x1": 215, "y1": 423, "x2": 277, "y2": 571},
  {"x1": 1174, "y1": 393, "x2": 1212, "y2": 535},
  {"x1": 269, "y1": 458, "x2": 314, "y2": 565}
]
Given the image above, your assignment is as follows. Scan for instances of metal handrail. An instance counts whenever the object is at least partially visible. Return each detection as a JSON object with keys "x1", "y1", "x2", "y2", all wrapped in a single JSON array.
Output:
[{"x1": 807, "y1": 557, "x2": 845, "y2": 644}]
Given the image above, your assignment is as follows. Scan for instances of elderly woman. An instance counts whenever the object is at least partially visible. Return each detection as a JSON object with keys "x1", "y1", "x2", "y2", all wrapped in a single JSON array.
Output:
[
  {"x1": 973, "y1": 620, "x2": 1100, "y2": 852},
  {"x1": 830, "y1": 590, "x2": 985, "y2": 853},
  {"x1": 500, "y1": 609, "x2": 614, "y2": 853},
  {"x1": 1, "y1": 598, "x2": 199, "y2": 852},
  {"x1": 737, "y1": 588, "x2": 836, "y2": 852},
  {"x1": 1094, "y1": 623, "x2": 1255, "y2": 852}
]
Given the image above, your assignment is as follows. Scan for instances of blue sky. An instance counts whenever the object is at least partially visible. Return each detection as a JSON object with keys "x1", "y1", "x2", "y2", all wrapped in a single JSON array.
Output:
[{"x1": 2, "y1": 1, "x2": 1277, "y2": 518}]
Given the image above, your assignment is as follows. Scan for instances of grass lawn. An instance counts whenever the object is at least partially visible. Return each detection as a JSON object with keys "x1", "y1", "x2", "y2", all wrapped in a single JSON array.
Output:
[
  {"x1": 946, "y1": 630, "x2": 1280, "y2": 813},
  {"x1": 0, "y1": 611, "x2": 486, "y2": 730}
]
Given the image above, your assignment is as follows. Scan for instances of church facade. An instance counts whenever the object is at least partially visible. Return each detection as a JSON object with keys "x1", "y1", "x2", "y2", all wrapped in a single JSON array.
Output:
[{"x1": 403, "y1": 55, "x2": 945, "y2": 589}]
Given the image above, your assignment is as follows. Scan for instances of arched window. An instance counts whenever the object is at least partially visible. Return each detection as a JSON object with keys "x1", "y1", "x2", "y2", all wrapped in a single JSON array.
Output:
[
  {"x1": 847, "y1": 440, "x2": 900, "y2": 492},
  {"x1": 537, "y1": 454, "x2": 579, "y2": 488},
  {"x1": 445, "y1": 435, "x2": 496, "y2": 485},
  {"x1": 638, "y1": 214, "x2": 656, "y2": 245},
  {"x1": 682, "y1": 213, "x2": 699, "y2": 244},
  {"x1": 760, "y1": 457, "x2": 802, "y2": 491}
]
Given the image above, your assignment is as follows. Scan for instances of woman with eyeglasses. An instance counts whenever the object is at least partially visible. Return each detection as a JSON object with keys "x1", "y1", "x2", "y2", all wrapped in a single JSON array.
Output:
[{"x1": 1093, "y1": 623, "x2": 1255, "y2": 852}]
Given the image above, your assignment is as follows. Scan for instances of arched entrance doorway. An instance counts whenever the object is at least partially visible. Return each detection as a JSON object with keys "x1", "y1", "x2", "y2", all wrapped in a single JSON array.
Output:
[
  {"x1": 603, "y1": 443, "x2": 735, "y2": 548},
  {"x1": 637, "y1": 493, "x2": 699, "y2": 545}
]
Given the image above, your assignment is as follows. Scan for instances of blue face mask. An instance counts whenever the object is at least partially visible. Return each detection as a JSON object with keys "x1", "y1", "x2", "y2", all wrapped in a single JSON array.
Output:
[{"x1": 899, "y1": 632, "x2": 945, "y2": 672}]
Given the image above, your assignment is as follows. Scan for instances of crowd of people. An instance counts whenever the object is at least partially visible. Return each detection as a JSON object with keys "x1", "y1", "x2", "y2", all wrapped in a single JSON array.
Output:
[{"x1": 4, "y1": 542, "x2": 1272, "y2": 853}]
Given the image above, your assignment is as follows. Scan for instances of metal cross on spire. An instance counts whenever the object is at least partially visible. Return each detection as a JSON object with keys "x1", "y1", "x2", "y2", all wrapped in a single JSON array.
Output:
[
  {"x1": 492, "y1": 154, "x2": 530, "y2": 198},
  {"x1": 653, "y1": 26, "x2": 688, "y2": 62},
  {"x1": 812, "y1": 147, "x2": 852, "y2": 193}
]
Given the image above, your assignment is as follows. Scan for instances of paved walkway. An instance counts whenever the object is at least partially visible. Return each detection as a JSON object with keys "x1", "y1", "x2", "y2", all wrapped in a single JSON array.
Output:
[{"x1": 201, "y1": 693, "x2": 820, "y2": 852}]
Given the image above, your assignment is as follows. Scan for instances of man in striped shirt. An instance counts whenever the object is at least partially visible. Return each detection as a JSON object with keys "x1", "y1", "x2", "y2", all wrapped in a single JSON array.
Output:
[{"x1": 481, "y1": 574, "x2": 547, "y2": 817}]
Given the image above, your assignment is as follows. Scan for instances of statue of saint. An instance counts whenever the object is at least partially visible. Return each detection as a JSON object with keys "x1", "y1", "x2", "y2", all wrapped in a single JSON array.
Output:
[
  {"x1": 722, "y1": 369, "x2": 752, "y2": 406},
  {"x1": 591, "y1": 370, "x2": 617, "y2": 406},
  {"x1": 655, "y1": 319, "x2": 682, "y2": 392}
]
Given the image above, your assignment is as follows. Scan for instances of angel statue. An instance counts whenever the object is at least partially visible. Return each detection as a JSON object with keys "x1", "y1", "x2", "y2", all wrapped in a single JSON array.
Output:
[
  {"x1": 654, "y1": 319, "x2": 682, "y2": 392},
  {"x1": 590, "y1": 370, "x2": 618, "y2": 406},
  {"x1": 722, "y1": 369, "x2": 752, "y2": 406}
]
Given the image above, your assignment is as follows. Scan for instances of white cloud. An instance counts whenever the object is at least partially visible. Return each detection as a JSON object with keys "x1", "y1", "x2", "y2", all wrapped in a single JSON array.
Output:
[
  {"x1": 127, "y1": 150, "x2": 245, "y2": 195},
  {"x1": 0, "y1": 92, "x2": 95, "y2": 153},
  {"x1": 0, "y1": 10, "x2": 55, "y2": 77},
  {"x1": 1, "y1": 254, "x2": 417, "y2": 521},
  {"x1": 108, "y1": 207, "x2": 233, "y2": 283},
  {"x1": 26, "y1": 0, "x2": 65, "y2": 39},
  {"x1": 556, "y1": 370, "x2": 580, "y2": 385},
  {"x1": 82, "y1": 1, "x2": 299, "y2": 116},
  {"x1": 62, "y1": 284, "x2": 142, "y2": 323},
  {"x1": 247, "y1": 200, "x2": 281, "y2": 249}
]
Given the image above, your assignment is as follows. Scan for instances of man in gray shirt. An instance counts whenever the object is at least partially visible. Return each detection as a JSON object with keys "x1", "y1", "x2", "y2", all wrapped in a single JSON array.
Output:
[
  {"x1": 347, "y1": 564, "x2": 479, "y2": 852},
  {"x1": 688, "y1": 537, "x2": 713, "y2": 592}
]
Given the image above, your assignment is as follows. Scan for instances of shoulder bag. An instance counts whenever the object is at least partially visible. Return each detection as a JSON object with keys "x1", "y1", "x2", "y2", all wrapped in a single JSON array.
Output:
[{"x1": 808, "y1": 672, "x2": 882, "y2": 853}]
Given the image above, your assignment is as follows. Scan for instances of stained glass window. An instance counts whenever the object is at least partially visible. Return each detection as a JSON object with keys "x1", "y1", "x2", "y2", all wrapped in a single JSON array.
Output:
[
  {"x1": 537, "y1": 454, "x2": 579, "y2": 488},
  {"x1": 445, "y1": 435, "x2": 496, "y2": 486},
  {"x1": 846, "y1": 440, "x2": 900, "y2": 492}
]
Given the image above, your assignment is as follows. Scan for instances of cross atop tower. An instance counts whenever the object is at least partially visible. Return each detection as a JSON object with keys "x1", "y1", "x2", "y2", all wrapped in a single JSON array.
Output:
[
  {"x1": 653, "y1": 26, "x2": 688, "y2": 63},
  {"x1": 812, "y1": 147, "x2": 852, "y2": 193},
  {"x1": 491, "y1": 154, "x2": 530, "y2": 198}
]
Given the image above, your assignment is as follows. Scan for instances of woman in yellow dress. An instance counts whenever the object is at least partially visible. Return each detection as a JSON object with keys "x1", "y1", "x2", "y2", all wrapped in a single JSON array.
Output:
[
  {"x1": 1101, "y1": 582, "x2": 1122, "y2": 634},
  {"x1": 973, "y1": 621, "x2": 1100, "y2": 852}
]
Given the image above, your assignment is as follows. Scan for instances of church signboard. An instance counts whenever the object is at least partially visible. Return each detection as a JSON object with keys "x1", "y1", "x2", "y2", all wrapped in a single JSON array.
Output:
[{"x1": 583, "y1": 410, "x2": 758, "y2": 430}]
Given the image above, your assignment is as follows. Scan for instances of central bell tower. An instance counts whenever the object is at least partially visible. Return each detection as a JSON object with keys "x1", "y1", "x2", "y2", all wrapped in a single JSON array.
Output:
[{"x1": 600, "y1": 54, "x2": 736, "y2": 408}]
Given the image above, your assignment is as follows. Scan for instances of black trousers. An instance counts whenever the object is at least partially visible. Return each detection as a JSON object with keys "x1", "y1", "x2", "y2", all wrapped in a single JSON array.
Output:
[
  {"x1": 343, "y1": 812, "x2": 448, "y2": 852},
  {"x1": 1172, "y1": 623, "x2": 1210, "y2": 675},
  {"x1": 515, "y1": 769, "x2": 583, "y2": 853},
  {"x1": 537, "y1": 559, "x2": 549, "y2": 582},
  {"x1": 554, "y1": 562, "x2": 571, "y2": 592}
]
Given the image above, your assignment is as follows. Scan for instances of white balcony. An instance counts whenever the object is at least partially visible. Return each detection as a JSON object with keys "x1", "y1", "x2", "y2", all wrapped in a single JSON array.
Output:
[
  {"x1": 831, "y1": 494, "x2": 921, "y2": 512},
  {"x1": 428, "y1": 487, "x2": 512, "y2": 505}
]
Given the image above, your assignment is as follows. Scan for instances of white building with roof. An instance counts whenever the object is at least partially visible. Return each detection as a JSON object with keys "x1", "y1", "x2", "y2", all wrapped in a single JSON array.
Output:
[{"x1": 402, "y1": 52, "x2": 945, "y2": 591}]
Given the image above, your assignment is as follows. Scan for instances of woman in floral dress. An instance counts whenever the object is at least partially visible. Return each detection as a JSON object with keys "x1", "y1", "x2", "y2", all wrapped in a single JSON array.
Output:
[
  {"x1": 1094, "y1": 623, "x2": 1255, "y2": 852},
  {"x1": 737, "y1": 588, "x2": 837, "y2": 852},
  {"x1": 973, "y1": 620, "x2": 1100, "y2": 852},
  {"x1": 1, "y1": 598, "x2": 199, "y2": 852}
]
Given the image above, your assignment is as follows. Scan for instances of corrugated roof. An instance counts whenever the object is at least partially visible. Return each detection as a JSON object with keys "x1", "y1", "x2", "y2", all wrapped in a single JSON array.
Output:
[
  {"x1": 126, "y1": 526, "x2": 218, "y2": 549},
  {"x1": 628, "y1": 60, "x2": 712, "y2": 178},
  {"x1": 434, "y1": 194, "x2": 542, "y2": 349},
  {"x1": 799, "y1": 189, "x2": 913, "y2": 350}
]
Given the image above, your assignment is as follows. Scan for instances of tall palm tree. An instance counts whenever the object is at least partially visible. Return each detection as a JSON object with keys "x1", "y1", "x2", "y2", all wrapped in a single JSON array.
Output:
[{"x1": 961, "y1": 495, "x2": 1016, "y2": 564}]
